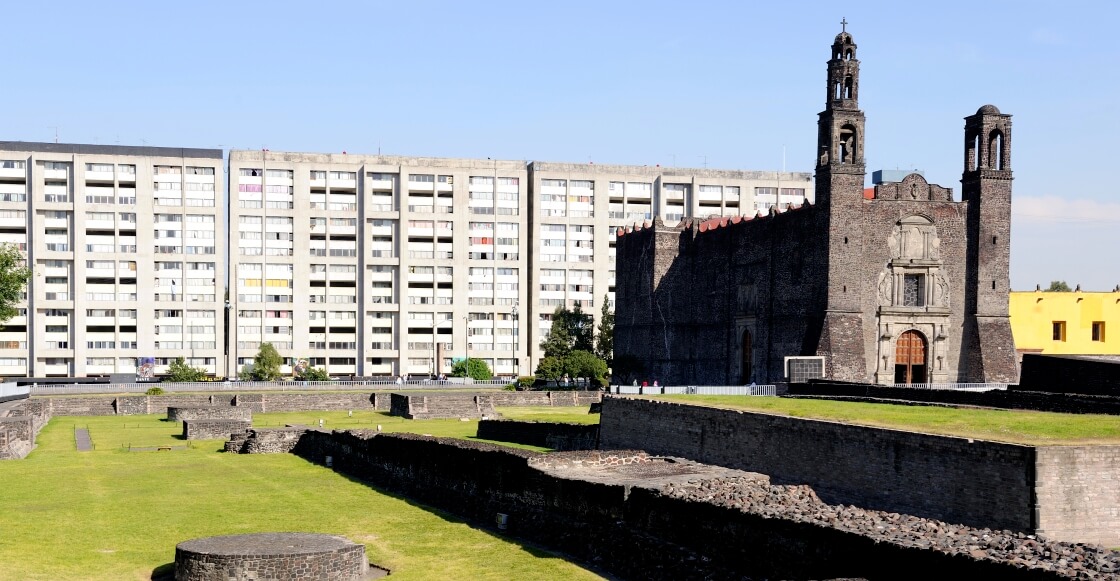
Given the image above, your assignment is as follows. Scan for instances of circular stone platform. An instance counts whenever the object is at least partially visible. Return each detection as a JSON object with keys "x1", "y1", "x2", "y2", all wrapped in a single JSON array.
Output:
[{"x1": 175, "y1": 532, "x2": 369, "y2": 581}]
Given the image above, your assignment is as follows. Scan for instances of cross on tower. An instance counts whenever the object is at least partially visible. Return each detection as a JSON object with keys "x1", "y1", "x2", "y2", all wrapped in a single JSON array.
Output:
[{"x1": 841, "y1": 17, "x2": 847, "y2": 32}]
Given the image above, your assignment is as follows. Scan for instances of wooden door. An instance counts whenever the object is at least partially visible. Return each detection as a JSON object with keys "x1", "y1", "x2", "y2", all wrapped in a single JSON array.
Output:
[{"x1": 894, "y1": 330, "x2": 927, "y2": 384}]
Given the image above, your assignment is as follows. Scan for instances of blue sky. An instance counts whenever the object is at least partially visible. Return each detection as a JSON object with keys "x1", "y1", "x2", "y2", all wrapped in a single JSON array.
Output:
[{"x1": 3, "y1": 1, "x2": 1118, "y2": 290}]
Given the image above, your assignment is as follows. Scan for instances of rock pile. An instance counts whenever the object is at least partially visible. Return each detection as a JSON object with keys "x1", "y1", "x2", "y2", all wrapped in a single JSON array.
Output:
[{"x1": 661, "y1": 477, "x2": 1120, "y2": 579}]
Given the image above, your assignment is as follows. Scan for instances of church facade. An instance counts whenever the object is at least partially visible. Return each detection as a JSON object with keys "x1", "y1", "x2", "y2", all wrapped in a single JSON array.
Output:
[{"x1": 613, "y1": 29, "x2": 1019, "y2": 385}]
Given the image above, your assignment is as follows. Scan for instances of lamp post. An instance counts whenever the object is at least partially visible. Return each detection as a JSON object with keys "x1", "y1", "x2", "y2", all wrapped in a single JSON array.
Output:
[
  {"x1": 462, "y1": 315, "x2": 469, "y2": 372},
  {"x1": 511, "y1": 301, "x2": 518, "y2": 379}
]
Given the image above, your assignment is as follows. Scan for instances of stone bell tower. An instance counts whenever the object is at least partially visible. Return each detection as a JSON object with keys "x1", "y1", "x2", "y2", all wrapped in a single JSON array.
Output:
[
  {"x1": 961, "y1": 104, "x2": 1018, "y2": 382},
  {"x1": 814, "y1": 20, "x2": 869, "y2": 380}
]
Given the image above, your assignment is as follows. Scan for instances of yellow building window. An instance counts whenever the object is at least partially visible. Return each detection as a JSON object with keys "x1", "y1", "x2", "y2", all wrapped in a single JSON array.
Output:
[
  {"x1": 1092, "y1": 322, "x2": 1105, "y2": 342},
  {"x1": 1052, "y1": 321, "x2": 1066, "y2": 341}
]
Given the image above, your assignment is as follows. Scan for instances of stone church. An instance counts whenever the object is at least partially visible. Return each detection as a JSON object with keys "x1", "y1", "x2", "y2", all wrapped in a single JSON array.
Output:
[{"x1": 613, "y1": 29, "x2": 1018, "y2": 385}]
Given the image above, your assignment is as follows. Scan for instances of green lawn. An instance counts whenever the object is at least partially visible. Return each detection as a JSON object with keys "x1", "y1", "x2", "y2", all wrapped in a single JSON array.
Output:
[
  {"x1": 0, "y1": 409, "x2": 604, "y2": 581},
  {"x1": 651, "y1": 395, "x2": 1120, "y2": 445}
]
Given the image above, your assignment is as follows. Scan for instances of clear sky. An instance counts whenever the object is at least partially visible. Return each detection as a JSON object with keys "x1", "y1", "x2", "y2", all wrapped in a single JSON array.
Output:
[{"x1": 3, "y1": 1, "x2": 1117, "y2": 291}]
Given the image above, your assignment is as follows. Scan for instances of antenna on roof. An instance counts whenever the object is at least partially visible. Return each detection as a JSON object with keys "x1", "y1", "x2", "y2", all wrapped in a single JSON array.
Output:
[{"x1": 48, "y1": 126, "x2": 59, "y2": 143}]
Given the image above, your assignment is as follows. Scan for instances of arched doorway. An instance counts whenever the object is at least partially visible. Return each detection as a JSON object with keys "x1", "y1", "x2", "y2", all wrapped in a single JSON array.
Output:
[
  {"x1": 740, "y1": 329, "x2": 753, "y2": 384},
  {"x1": 894, "y1": 330, "x2": 927, "y2": 384}
]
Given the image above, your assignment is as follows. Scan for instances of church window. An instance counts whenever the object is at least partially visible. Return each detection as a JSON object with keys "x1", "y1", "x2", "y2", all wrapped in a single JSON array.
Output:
[{"x1": 903, "y1": 274, "x2": 925, "y2": 307}]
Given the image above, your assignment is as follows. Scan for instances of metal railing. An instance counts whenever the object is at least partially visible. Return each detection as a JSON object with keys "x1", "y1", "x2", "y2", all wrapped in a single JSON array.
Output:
[
  {"x1": 28, "y1": 378, "x2": 512, "y2": 396},
  {"x1": 886, "y1": 383, "x2": 1008, "y2": 392},
  {"x1": 610, "y1": 384, "x2": 777, "y2": 396}
]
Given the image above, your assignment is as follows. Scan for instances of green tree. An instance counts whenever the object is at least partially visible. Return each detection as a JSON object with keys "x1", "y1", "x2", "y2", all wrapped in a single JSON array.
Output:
[
  {"x1": 1045, "y1": 280, "x2": 1072, "y2": 292},
  {"x1": 540, "y1": 307, "x2": 573, "y2": 360},
  {"x1": 541, "y1": 305, "x2": 595, "y2": 358},
  {"x1": 0, "y1": 243, "x2": 31, "y2": 326},
  {"x1": 565, "y1": 349, "x2": 608, "y2": 388},
  {"x1": 569, "y1": 304, "x2": 595, "y2": 353},
  {"x1": 163, "y1": 356, "x2": 206, "y2": 382},
  {"x1": 595, "y1": 296, "x2": 614, "y2": 365},
  {"x1": 451, "y1": 358, "x2": 492, "y2": 380},
  {"x1": 240, "y1": 342, "x2": 283, "y2": 381},
  {"x1": 297, "y1": 366, "x2": 331, "y2": 381},
  {"x1": 534, "y1": 356, "x2": 565, "y2": 386}
]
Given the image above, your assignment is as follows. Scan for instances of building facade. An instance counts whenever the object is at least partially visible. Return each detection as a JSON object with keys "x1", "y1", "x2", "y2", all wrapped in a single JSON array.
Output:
[
  {"x1": 0, "y1": 142, "x2": 225, "y2": 378},
  {"x1": 226, "y1": 151, "x2": 812, "y2": 378},
  {"x1": 613, "y1": 30, "x2": 1019, "y2": 385},
  {"x1": 1009, "y1": 289, "x2": 1120, "y2": 358}
]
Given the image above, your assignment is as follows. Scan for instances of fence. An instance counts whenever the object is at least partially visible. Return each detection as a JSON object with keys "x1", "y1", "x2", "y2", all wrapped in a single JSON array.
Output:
[
  {"x1": 610, "y1": 384, "x2": 777, "y2": 396},
  {"x1": 28, "y1": 378, "x2": 511, "y2": 396},
  {"x1": 886, "y1": 383, "x2": 1008, "y2": 392}
]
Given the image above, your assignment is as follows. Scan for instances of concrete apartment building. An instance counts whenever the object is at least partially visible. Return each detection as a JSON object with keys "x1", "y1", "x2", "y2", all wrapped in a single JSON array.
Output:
[
  {"x1": 228, "y1": 150, "x2": 813, "y2": 379},
  {"x1": 0, "y1": 140, "x2": 810, "y2": 380},
  {"x1": 0, "y1": 142, "x2": 225, "y2": 378}
]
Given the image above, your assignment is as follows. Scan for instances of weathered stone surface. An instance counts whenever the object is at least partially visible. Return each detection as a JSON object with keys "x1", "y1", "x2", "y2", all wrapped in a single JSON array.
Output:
[
  {"x1": 182, "y1": 419, "x2": 250, "y2": 440},
  {"x1": 599, "y1": 395, "x2": 1120, "y2": 547},
  {"x1": 175, "y1": 532, "x2": 368, "y2": 581},
  {"x1": 167, "y1": 406, "x2": 252, "y2": 423}
]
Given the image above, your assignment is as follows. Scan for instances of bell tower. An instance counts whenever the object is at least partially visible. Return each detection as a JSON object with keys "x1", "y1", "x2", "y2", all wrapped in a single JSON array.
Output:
[
  {"x1": 961, "y1": 104, "x2": 1018, "y2": 382},
  {"x1": 813, "y1": 21, "x2": 869, "y2": 381},
  {"x1": 815, "y1": 19, "x2": 866, "y2": 207}
]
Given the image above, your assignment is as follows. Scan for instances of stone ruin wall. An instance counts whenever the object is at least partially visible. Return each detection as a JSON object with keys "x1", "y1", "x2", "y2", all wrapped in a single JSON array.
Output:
[
  {"x1": 182, "y1": 419, "x2": 251, "y2": 440},
  {"x1": 598, "y1": 396, "x2": 1120, "y2": 546},
  {"x1": 167, "y1": 406, "x2": 252, "y2": 422},
  {"x1": 286, "y1": 429, "x2": 1118, "y2": 580}
]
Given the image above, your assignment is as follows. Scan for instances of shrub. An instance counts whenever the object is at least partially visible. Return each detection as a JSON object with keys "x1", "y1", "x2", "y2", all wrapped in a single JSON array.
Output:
[{"x1": 145, "y1": 387, "x2": 165, "y2": 396}]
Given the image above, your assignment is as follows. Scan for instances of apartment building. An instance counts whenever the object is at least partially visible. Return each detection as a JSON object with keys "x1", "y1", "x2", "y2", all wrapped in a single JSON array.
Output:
[
  {"x1": 227, "y1": 151, "x2": 530, "y2": 379},
  {"x1": 0, "y1": 142, "x2": 225, "y2": 377},
  {"x1": 228, "y1": 151, "x2": 813, "y2": 379},
  {"x1": 0, "y1": 141, "x2": 808, "y2": 380}
]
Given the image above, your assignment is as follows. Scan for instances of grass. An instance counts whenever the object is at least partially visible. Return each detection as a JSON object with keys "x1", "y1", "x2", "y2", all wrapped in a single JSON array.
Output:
[
  {"x1": 650, "y1": 395, "x2": 1120, "y2": 445},
  {"x1": 0, "y1": 409, "x2": 604, "y2": 581}
]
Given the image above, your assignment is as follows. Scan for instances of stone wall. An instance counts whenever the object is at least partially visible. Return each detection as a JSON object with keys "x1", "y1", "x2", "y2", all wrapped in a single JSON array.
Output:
[
  {"x1": 183, "y1": 419, "x2": 251, "y2": 440},
  {"x1": 389, "y1": 393, "x2": 500, "y2": 419},
  {"x1": 227, "y1": 428, "x2": 309, "y2": 454},
  {"x1": 476, "y1": 420, "x2": 599, "y2": 450},
  {"x1": 1035, "y1": 446, "x2": 1120, "y2": 546},
  {"x1": 167, "y1": 406, "x2": 252, "y2": 422},
  {"x1": 598, "y1": 396, "x2": 1120, "y2": 545},
  {"x1": 288, "y1": 430, "x2": 1102, "y2": 580},
  {"x1": 0, "y1": 399, "x2": 50, "y2": 459},
  {"x1": 788, "y1": 381, "x2": 1120, "y2": 415},
  {"x1": 1019, "y1": 354, "x2": 1120, "y2": 396},
  {"x1": 233, "y1": 393, "x2": 381, "y2": 413}
]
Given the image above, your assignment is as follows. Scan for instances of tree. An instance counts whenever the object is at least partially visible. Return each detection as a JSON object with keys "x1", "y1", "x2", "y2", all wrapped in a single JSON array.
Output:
[
  {"x1": 0, "y1": 243, "x2": 31, "y2": 327},
  {"x1": 595, "y1": 295, "x2": 614, "y2": 365},
  {"x1": 451, "y1": 357, "x2": 492, "y2": 380},
  {"x1": 535, "y1": 356, "x2": 565, "y2": 386},
  {"x1": 1046, "y1": 280, "x2": 1072, "y2": 292},
  {"x1": 565, "y1": 349, "x2": 608, "y2": 388},
  {"x1": 297, "y1": 366, "x2": 331, "y2": 381},
  {"x1": 240, "y1": 342, "x2": 283, "y2": 381},
  {"x1": 163, "y1": 356, "x2": 206, "y2": 382},
  {"x1": 541, "y1": 305, "x2": 595, "y2": 359}
]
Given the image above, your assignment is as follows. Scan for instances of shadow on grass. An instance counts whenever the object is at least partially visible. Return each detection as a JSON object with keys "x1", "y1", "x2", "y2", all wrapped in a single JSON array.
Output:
[
  {"x1": 291, "y1": 454, "x2": 600, "y2": 571},
  {"x1": 150, "y1": 562, "x2": 173, "y2": 580}
]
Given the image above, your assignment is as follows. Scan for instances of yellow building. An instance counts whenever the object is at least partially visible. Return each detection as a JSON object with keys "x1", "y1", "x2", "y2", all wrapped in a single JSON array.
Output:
[{"x1": 1009, "y1": 290, "x2": 1120, "y2": 356}]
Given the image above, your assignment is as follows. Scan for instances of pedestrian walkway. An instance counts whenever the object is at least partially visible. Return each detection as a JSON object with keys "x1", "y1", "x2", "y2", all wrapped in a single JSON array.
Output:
[{"x1": 74, "y1": 428, "x2": 92, "y2": 452}]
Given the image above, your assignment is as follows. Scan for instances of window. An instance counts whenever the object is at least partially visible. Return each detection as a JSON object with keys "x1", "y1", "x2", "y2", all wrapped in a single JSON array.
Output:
[
  {"x1": 1092, "y1": 322, "x2": 1105, "y2": 342},
  {"x1": 902, "y1": 274, "x2": 925, "y2": 307},
  {"x1": 1052, "y1": 321, "x2": 1066, "y2": 342}
]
